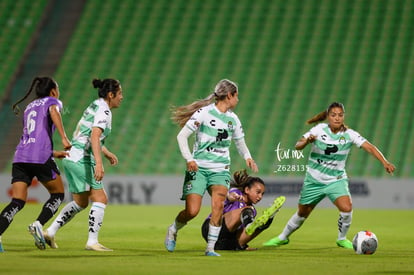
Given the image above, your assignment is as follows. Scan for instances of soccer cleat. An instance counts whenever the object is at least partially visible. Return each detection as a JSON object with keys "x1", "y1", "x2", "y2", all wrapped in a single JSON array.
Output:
[
  {"x1": 205, "y1": 250, "x2": 221, "y2": 256},
  {"x1": 245, "y1": 196, "x2": 286, "y2": 235},
  {"x1": 28, "y1": 221, "x2": 46, "y2": 250},
  {"x1": 85, "y1": 243, "x2": 113, "y2": 251},
  {"x1": 43, "y1": 231, "x2": 58, "y2": 249},
  {"x1": 0, "y1": 238, "x2": 4, "y2": 252},
  {"x1": 336, "y1": 239, "x2": 353, "y2": 249},
  {"x1": 164, "y1": 225, "x2": 177, "y2": 252},
  {"x1": 263, "y1": 236, "x2": 289, "y2": 247}
]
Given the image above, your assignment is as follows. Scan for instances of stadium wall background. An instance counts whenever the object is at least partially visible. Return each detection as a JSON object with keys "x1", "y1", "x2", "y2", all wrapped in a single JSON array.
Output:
[{"x1": 0, "y1": 174, "x2": 412, "y2": 209}]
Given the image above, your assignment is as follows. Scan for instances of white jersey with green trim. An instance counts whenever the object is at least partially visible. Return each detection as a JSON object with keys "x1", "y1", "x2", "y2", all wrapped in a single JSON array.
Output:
[
  {"x1": 303, "y1": 123, "x2": 366, "y2": 183},
  {"x1": 66, "y1": 98, "x2": 112, "y2": 163},
  {"x1": 185, "y1": 104, "x2": 244, "y2": 172}
]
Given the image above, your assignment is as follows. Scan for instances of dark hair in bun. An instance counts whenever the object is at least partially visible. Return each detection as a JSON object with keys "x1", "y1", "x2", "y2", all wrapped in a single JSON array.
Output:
[{"x1": 92, "y1": 78, "x2": 121, "y2": 98}]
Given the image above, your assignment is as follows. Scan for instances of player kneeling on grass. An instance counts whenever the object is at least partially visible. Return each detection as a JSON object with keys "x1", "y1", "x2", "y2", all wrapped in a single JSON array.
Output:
[{"x1": 201, "y1": 170, "x2": 285, "y2": 251}]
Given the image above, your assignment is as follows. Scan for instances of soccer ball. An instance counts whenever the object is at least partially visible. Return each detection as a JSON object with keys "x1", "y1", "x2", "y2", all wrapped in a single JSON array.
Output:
[{"x1": 352, "y1": 230, "x2": 378, "y2": 255}]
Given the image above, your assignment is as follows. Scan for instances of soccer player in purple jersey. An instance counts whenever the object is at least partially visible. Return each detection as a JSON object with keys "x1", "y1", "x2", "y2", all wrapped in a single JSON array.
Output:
[
  {"x1": 0, "y1": 77, "x2": 71, "y2": 252},
  {"x1": 201, "y1": 170, "x2": 285, "y2": 251}
]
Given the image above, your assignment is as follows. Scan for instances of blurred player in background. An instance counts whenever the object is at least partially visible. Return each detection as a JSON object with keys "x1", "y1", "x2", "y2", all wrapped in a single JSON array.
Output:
[
  {"x1": 165, "y1": 79, "x2": 259, "y2": 256},
  {"x1": 44, "y1": 78, "x2": 123, "y2": 251},
  {"x1": 263, "y1": 102, "x2": 395, "y2": 249},
  {"x1": 0, "y1": 77, "x2": 71, "y2": 252},
  {"x1": 201, "y1": 169, "x2": 285, "y2": 251}
]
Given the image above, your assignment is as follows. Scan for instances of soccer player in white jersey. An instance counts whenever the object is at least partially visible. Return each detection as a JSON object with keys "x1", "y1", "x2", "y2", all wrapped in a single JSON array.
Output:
[
  {"x1": 44, "y1": 78, "x2": 123, "y2": 251},
  {"x1": 165, "y1": 79, "x2": 259, "y2": 256},
  {"x1": 263, "y1": 102, "x2": 395, "y2": 249}
]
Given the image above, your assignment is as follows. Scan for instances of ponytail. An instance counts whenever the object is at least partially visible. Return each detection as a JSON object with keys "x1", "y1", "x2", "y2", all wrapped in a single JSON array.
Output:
[
  {"x1": 12, "y1": 77, "x2": 41, "y2": 115},
  {"x1": 171, "y1": 93, "x2": 215, "y2": 127},
  {"x1": 92, "y1": 78, "x2": 121, "y2": 98},
  {"x1": 171, "y1": 79, "x2": 238, "y2": 127},
  {"x1": 306, "y1": 111, "x2": 327, "y2": 124},
  {"x1": 306, "y1": 102, "x2": 348, "y2": 130},
  {"x1": 231, "y1": 169, "x2": 264, "y2": 191},
  {"x1": 231, "y1": 169, "x2": 250, "y2": 188}
]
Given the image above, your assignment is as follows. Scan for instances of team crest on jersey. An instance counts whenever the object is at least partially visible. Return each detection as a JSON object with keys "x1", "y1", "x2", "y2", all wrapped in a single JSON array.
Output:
[
  {"x1": 338, "y1": 136, "x2": 346, "y2": 145},
  {"x1": 227, "y1": 121, "x2": 234, "y2": 132}
]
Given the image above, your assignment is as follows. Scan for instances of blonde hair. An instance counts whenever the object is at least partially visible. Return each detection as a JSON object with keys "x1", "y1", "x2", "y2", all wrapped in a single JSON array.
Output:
[{"x1": 171, "y1": 79, "x2": 238, "y2": 127}]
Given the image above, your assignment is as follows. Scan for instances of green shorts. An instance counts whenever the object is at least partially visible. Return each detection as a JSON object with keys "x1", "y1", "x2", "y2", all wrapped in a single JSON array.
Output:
[
  {"x1": 298, "y1": 174, "x2": 350, "y2": 205},
  {"x1": 180, "y1": 167, "x2": 231, "y2": 200},
  {"x1": 62, "y1": 158, "x2": 104, "y2": 194}
]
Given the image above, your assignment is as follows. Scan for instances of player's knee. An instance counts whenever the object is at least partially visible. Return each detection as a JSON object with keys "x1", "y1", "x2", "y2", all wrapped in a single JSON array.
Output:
[
  {"x1": 338, "y1": 203, "x2": 353, "y2": 213},
  {"x1": 241, "y1": 207, "x2": 254, "y2": 226},
  {"x1": 212, "y1": 196, "x2": 226, "y2": 209},
  {"x1": 297, "y1": 207, "x2": 312, "y2": 218},
  {"x1": 185, "y1": 208, "x2": 199, "y2": 220},
  {"x1": 74, "y1": 198, "x2": 89, "y2": 209}
]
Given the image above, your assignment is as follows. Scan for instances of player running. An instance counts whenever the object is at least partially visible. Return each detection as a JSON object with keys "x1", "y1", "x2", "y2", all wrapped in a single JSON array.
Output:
[
  {"x1": 44, "y1": 78, "x2": 123, "y2": 251},
  {"x1": 263, "y1": 102, "x2": 395, "y2": 249},
  {"x1": 0, "y1": 77, "x2": 71, "y2": 252},
  {"x1": 165, "y1": 79, "x2": 259, "y2": 256}
]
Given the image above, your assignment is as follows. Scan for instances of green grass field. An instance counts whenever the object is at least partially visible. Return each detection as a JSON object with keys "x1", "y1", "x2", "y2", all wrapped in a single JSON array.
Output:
[{"x1": 0, "y1": 203, "x2": 413, "y2": 274}]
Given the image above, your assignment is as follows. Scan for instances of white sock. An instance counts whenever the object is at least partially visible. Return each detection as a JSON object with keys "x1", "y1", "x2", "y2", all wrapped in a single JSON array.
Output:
[
  {"x1": 206, "y1": 224, "x2": 221, "y2": 252},
  {"x1": 278, "y1": 212, "x2": 306, "y2": 240},
  {"x1": 168, "y1": 220, "x2": 186, "y2": 236},
  {"x1": 171, "y1": 220, "x2": 186, "y2": 233},
  {"x1": 86, "y1": 202, "x2": 106, "y2": 246},
  {"x1": 337, "y1": 211, "x2": 352, "y2": 240},
  {"x1": 47, "y1": 201, "x2": 83, "y2": 237}
]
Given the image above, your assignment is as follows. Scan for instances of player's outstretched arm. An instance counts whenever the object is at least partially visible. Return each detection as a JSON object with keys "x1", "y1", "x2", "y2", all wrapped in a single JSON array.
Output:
[{"x1": 361, "y1": 141, "x2": 395, "y2": 174}]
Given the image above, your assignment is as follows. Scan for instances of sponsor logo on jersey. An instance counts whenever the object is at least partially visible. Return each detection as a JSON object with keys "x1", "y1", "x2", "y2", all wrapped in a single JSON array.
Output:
[{"x1": 216, "y1": 129, "x2": 228, "y2": 142}]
